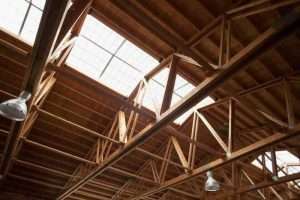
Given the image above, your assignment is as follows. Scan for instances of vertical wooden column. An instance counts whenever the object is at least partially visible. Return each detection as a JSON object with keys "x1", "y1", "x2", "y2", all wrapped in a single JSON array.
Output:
[
  {"x1": 219, "y1": 16, "x2": 226, "y2": 68},
  {"x1": 188, "y1": 112, "x2": 199, "y2": 170},
  {"x1": 232, "y1": 163, "x2": 241, "y2": 200},
  {"x1": 271, "y1": 148, "x2": 278, "y2": 179},
  {"x1": 228, "y1": 98, "x2": 235, "y2": 157}
]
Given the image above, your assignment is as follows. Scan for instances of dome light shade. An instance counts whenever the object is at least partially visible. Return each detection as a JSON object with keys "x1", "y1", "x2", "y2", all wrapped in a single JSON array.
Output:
[
  {"x1": 0, "y1": 91, "x2": 31, "y2": 121},
  {"x1": 205, "y1": 171, "x2": 220, "y2": 192}
]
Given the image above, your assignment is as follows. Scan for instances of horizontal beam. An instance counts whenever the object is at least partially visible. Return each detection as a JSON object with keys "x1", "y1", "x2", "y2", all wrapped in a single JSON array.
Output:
[
  {"x1": 36, "y1": 107, "x2": 120, "y2": 143},
  {"x1": 22, "y1": 138, "x2": 96, "y2": 165}
]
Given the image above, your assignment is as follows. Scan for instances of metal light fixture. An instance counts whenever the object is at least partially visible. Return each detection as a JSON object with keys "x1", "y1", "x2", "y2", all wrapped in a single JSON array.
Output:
[
  {"x1": 0, "y1": 91, "x2": 31, "y2": 121},
  {"x1": 205, "y1": 171, "x2": 220, "y2": 192}
]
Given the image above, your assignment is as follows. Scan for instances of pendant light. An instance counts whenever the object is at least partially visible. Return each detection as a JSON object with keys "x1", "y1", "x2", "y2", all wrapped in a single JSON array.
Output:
[{"x1": 0, "y1": 91, "x2": 31, "y2": 121}]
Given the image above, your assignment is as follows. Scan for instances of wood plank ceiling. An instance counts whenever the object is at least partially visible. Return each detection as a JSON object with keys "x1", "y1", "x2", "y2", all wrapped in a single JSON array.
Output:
[{"x1": 0, "y1": 0, "x2": 300, "y2": 200}]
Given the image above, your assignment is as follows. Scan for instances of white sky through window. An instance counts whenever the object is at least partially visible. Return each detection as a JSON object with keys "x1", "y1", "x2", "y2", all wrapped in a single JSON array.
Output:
[
  {"x1": 0, "y1": 0, "x2": 45, "y2": 44},
  {"x1": 67, "y1": 15, "x2": 159, "y2": 97}
]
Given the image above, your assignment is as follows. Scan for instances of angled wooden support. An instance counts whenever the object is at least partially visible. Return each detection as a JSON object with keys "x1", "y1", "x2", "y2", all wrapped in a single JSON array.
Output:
[
  {"x1": 188, "y1": 113, "x2": 199, "y2": 170},
  {"x1": 233, "y1": 97, "x2": 289, "y2": 128},
  {"x1": 127, "y1": 80, "x2": 147, "y2": 139},
  {"x1": 56, "y1": 10, "x2": 300, "y2": 199},
  {"x1": 171, "y1": 136, "x2": 189, "y2": 170},
  {"x1": 242, "y1": 169, "x2": 266, "y2": 199},
  {"x1": 142, "y1": 79, "x2": 161, "y2": 119},
  {"x1": 160, "y1": 56, "x2": 178, "y2": 114},
  {"x1": 186, "y1": 16, "x2": 223, "y2": 47},
  {"x1": 150, "y1": 161, "x2": 160, "y2": 183},
  {"x1": 159, "y1": 138, "x2": 173, "y2": 184},
  {"x1": 54, "y1": 0, "x2": 92, "y2": 49},
  {"x1": 269, "y1": 187, "x2": 284, "y2": 200},
  {"x1": 196, "y1": 111, "x2": 228, "y2": 153},
  {"x1": 102, "y1": 114, "x2": 120, "y2": 160}
]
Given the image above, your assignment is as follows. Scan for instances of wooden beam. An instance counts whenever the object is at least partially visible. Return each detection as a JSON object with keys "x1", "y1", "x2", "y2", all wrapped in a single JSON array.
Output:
[
  {"x1": 150, "y1": 161, "x2": 160, "y2": 183},
  {"x1": 160, "y1": 56, "x2": 178, "y2": 114},
  {"x1": 271, "y1": 148, "x2": 278, "y2": 178},
  {"x1": 196, "y1": 112, "x2": 228, "y2": 153},
  {"x1": 228, "y1": 98, "x2": 236, "y2": 156},
  {"x1": 242, "y1": 170, "x2": 266, "y2": 199},
  {"x1": 54, "y1": 0, "x2": 92, "y2": 48},
  {"x1": 159, "y1": 138, "x2": 173, "y2": 184},
  {"x1": 22, "y1": 138, "x2": 96, "y2": 165},
  {"x1": 188, "y1": 113, "x2": 199, "y2": 170},
  {"x1": 118, "y1": 111, "x2": 127, "y2": 143},
  {"x1": 56, "y1": 11, "x2": 300, "y2": 199},
  {"x1": 171, "y1": 136, "x2": 189, "y2": 169}
]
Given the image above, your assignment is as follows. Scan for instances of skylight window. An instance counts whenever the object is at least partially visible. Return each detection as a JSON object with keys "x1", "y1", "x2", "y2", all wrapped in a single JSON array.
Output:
[
  {"x1": 67, "y1": 15, "x2": 159, "y2": 97},
  {"x1": 0, "y1": 0, "x2": 45, "y2": 44},
  {"x1": 66, "y1": 14, "x2": 214, "y2": 123}
]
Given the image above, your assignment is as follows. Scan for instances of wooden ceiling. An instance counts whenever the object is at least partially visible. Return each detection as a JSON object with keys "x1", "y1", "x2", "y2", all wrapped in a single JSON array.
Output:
[{"x1": 0, "y1": 0, "x2": 300, "y2": 200}]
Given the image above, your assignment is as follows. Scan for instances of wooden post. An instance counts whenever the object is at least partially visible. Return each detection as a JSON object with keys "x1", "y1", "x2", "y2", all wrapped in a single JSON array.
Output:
[
  {"x1": 271, "y1": 148, "x2": 278, "y2": 179},
  {"x1": 228, "y1": 98, "x2": 235, "y2": 157}
]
